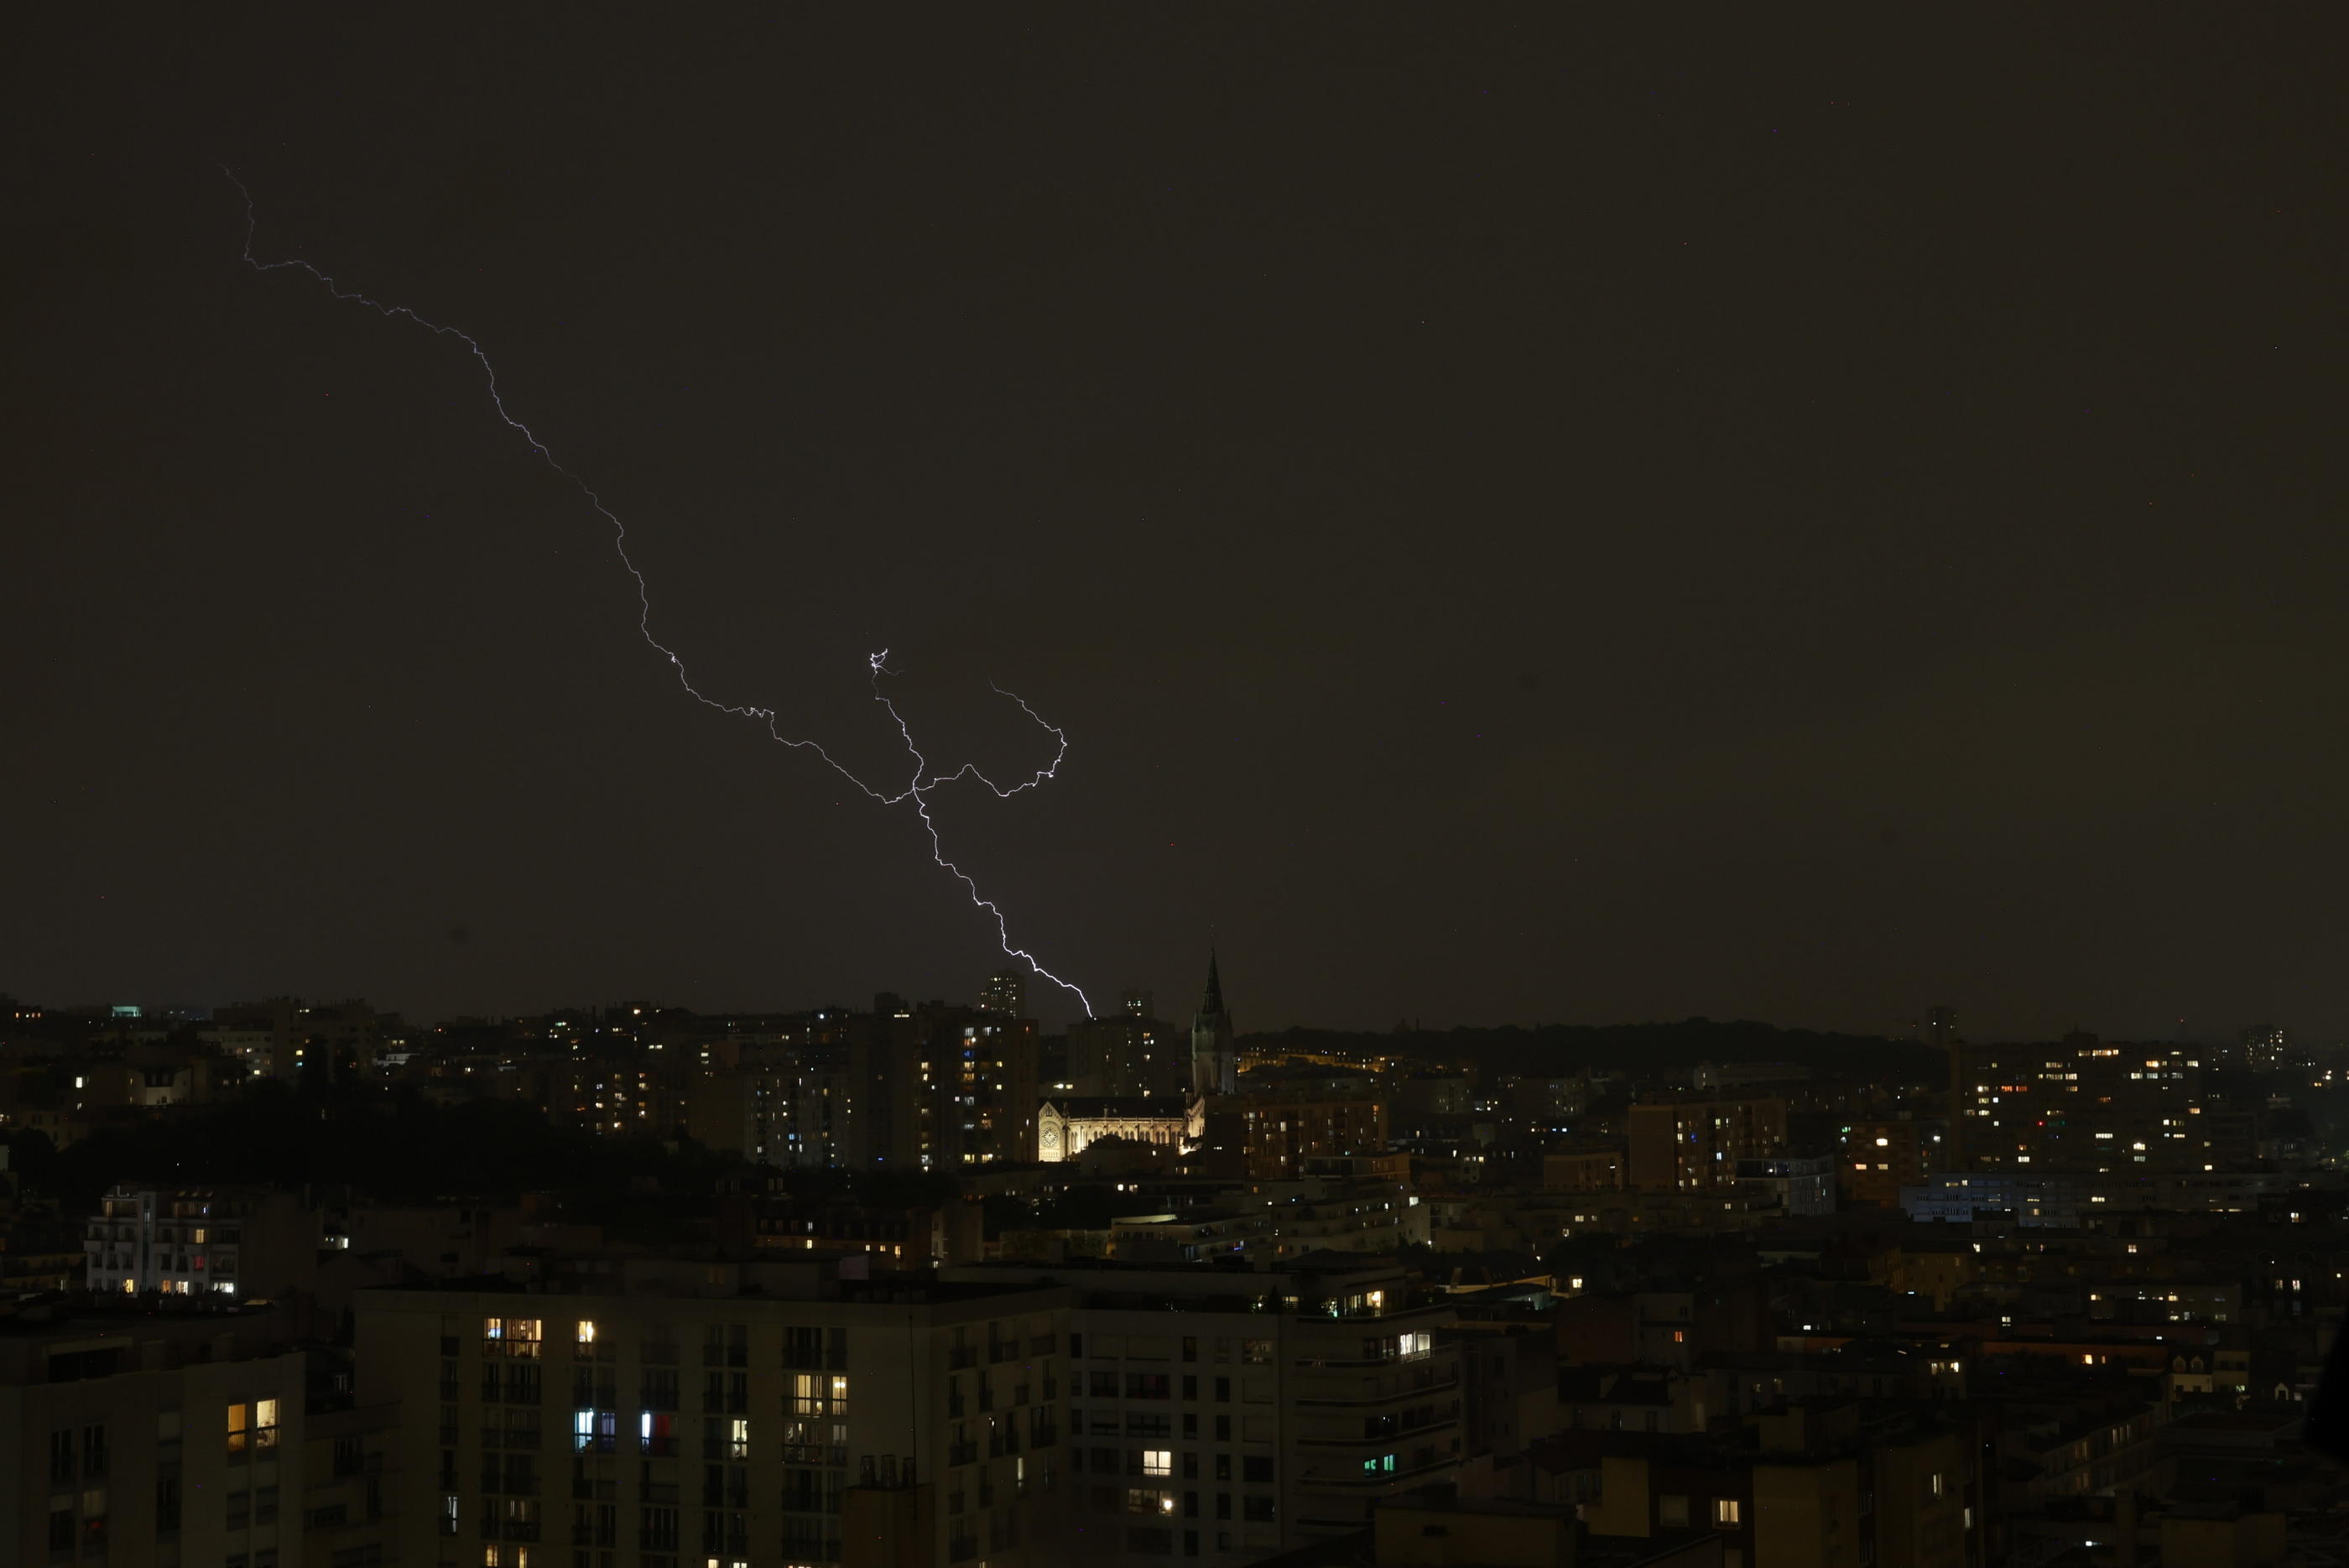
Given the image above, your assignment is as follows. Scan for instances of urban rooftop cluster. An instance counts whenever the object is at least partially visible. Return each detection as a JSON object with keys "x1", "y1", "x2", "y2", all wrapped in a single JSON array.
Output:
[{"x1": 0, "y1": 970, "x2": 2344, "y2": 1568}]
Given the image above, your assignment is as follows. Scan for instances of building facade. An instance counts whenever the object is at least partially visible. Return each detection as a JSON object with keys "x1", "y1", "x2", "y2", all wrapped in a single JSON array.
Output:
[
  {"x1": 0, "y1": 1303, "x2": 393, "y2": 1568},
  {"x1": 1038, "y1": 1097, "x2": 1199, "y2": 1164},
  {"x1": 84, "y1": 1186, "x2": 321, "y2": 1300},
  {"x1": 356, "y1": 1256, "x2": 1073, "y2": 1568},
  {"x1": 1627, "y1": 1098, "x2": 1789, "y2": 1193},
  {"x1": 946, "y1": 1257, "x2": 1462, "y2": 1568}
]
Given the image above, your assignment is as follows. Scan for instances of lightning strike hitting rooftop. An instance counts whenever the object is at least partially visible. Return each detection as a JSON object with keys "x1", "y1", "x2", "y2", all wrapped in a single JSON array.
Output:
[{"x1": 222, "y1": 169, "x2": 1094, "y2": 1015}]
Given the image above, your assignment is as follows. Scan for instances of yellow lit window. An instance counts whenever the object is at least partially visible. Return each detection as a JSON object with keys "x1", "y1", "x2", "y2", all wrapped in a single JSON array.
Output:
[{"x1": 227, "y1": 1399, "x2": 279, "y2": 1454}]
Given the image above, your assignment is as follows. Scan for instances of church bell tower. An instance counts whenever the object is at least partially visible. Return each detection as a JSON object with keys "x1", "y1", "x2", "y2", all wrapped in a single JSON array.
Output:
[{"x1": 1190, "y1": 951, "x2": 1236, "y2": 1098}]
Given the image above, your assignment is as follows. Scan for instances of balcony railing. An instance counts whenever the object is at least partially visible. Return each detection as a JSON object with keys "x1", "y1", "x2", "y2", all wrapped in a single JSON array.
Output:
[
  {"x1": 1294, "y1": 1377, "x2": 1461, "y2": 1408},
  {"x1": 1300, "y1": 1413, "x2": 1457, "y2": 1446},
  {"x1": 1296, "y1": 1456, "x2": 1457, "y2": 1490},
  {"x1": 1294, "y1": 1347, "x2": 1439, "y2": 1370}
]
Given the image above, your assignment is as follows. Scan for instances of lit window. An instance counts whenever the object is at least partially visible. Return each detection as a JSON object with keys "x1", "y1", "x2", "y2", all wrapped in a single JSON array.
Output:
[
  {"x1": 1143, "y1": 1450, "x2": 1172, "y2": 1476},
  {"x1": 227, "y1": 1399, "x2": 279, "y2": 1455},
  {"x1": 577, "y1": 1321, "x2": 597, "y2": 1348},
  {"x1": 1716, "y1": 1499, "x2": 1742, "y2": 1526}
]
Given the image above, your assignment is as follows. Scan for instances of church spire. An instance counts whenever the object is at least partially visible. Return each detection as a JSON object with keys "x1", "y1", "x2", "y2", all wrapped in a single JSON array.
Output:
[
  {"x1": 1201, "y1": 949, "x2": 1227, "y2": 1020},
  {"x1": 1191, "y1": 948, "x2": 1236, "y2": 1098}
]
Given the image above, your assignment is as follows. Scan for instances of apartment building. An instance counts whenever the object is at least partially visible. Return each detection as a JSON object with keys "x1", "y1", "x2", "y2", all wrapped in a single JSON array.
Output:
[
  {"x1": 1578, "y1": 1402, "x2": 1978, "y2": 1568},
  {"x1": 353, "y1": 1253, "x2": 1072, "y2": 1568},
  {"x1": 1626, "y1": 1100, "x2": 1788, "y2": 1195},
  {"x1": 945, "y1": 1255, "x2": 1462, "y2": 1568},
  {"x1": 1244, "y1": 1096, "x2": 1389, "y2": 1180},
  {"x1": 1839, "y1": 1121, "x2": 1939, "y2": 1210},
  {"x1": 682, "y1": 1057, "x2": 850, "y2": 1168},
  {"x1": 847, "y1": 1004, "x2": 1040, "y2": 1169},
  {"x1": 84, "y1": 1185, "x2": 322, "y2": 1300},
  {"x1": 1542, "y1": 1146, "x2": 1628, "y2": 1194},
  {"x1": 0, "y1": 1300, "x2": 396, "y2": 1568}
]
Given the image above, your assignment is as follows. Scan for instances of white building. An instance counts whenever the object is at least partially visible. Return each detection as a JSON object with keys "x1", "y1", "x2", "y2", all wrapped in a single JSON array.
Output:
[{"x1": 84, "y1": 1186, "x2": 320, "y2": 1298}]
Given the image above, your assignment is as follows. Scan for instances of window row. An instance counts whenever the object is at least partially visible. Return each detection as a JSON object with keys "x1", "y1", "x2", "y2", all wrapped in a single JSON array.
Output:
[
  {"x1": 1071, "y1": 1334, "x2": 1273, "y2": 1363},
  {"x1": 1073, "y1": 1448, "x2": 1274, "y2": 1482}
]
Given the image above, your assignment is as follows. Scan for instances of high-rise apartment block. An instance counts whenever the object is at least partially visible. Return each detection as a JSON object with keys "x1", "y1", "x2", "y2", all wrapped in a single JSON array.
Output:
[
  {"x1": 0, "y1": 1302, "x2": 394, "y2": 1568},
  {"x1": 1951, "y1": 1036, "x2": 2204, "y2": 1173},
  {"x1": 1210, "y1": 1093, "x2": 1389, "y2": 1179},
  {"x1": 848, "y1": 1002, "x2": 1039, "y2": 1169},
  {"x1": 945, "y1": 1256, "x2": 1461, "y2": 1567},
  {"x1": 1626, "y1": 1097, "x2": 1789, "y2": 1192},
  {"x1": 357, "y1": 1255, "x2": 1073, "y2": 1568},
  {"x1": 84, "y1": 1186, "x2": 322, "y2": 1300},
  {"x1": 1065, "y1": 1013, "x2": 1187, "y2": 1099},
  {"x1": 1840, "y1": 1120, "x2": 1940, "y2": 1208},
  {"x1": 980, "y1": 972, "x2": 1029, "y2": 1018}
]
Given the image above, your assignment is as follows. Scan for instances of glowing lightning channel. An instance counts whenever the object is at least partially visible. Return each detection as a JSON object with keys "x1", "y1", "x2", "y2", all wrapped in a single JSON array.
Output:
[{"x1": 223, "y1": 168, "x2": 1094, "y2": 1015}]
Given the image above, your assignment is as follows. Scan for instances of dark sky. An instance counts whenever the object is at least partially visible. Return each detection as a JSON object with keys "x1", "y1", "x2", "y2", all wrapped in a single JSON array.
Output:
[{"x1": 8, "y1": 8, "x2": 2347, "y2": 1041}]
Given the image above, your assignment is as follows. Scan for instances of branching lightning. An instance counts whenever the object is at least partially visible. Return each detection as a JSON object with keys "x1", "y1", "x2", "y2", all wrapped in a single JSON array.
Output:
[{"x1": 222, "y1": 168, "x2": 1093, "y2": 1014}]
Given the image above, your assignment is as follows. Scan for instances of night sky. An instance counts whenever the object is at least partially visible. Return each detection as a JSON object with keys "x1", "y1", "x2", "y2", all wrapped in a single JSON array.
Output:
[{"x1": 9, "y1": 9, "x2": 2348, "y2": 1040}]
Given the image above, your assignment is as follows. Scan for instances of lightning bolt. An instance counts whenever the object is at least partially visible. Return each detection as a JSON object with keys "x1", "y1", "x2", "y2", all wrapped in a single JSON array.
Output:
[{"x1": 222, "y1": 167, "x2": 1094, "y2": 1015}]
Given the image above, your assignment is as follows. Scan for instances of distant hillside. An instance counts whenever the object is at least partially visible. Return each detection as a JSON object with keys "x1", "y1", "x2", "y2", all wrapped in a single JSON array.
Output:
[{"x1": 1239, "y1": 1018, "x2": 1939, "y2": 1084}]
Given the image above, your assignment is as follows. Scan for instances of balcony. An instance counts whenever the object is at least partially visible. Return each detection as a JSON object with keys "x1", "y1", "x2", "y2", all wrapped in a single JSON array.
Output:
[
  {"x1": 1294, "y1": 1376, "x2": 1461, "y2": 1409},
  {"x1": 1294, "y1": 1347, "x2": 1440, "y2": 1371},
  {"x1": 1300, "y1": 1413, "x2": 1457, "y2": 1447},
  {"x1": 1295, "y1": 1455, "x2": 1458, "y2": 1490}
]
